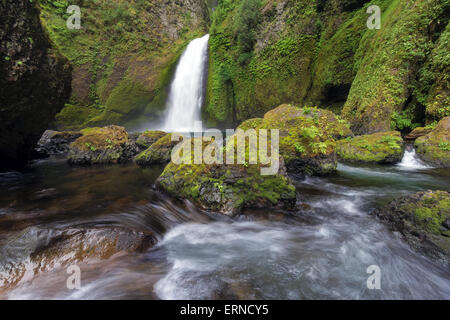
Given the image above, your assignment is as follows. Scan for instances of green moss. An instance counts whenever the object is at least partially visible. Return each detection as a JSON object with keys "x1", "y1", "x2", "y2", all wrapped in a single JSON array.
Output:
[
  {"x1": 401, "y1": 190, "x2": 450, "y2": 235},
  {"x1": 336, "y1": 131, "x2": 404, "y2": 163},
  {"x1": 156, "y1": 137, "x2": 296, "y2": 214},
  {"x1": 135, "y1": 133, "x2": 181, "y2": 166},
  {"x1": 55, "y1": 104, "x2": 102, "y2": 130}
]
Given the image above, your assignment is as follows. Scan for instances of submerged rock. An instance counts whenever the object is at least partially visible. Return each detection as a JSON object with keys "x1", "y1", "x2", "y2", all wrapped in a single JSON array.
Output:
[
  {"x1": 0, "y1": 226, "x2": 156, "y2": 289},
  {"x1": 135, "y1": 130, "x2": 168, "y2": 150},
  {"x1": 135, "y1": 133, "x2": 180, "y2": 166},
  {"x1": 68, "y1": 125, "x2": 133, "y2": 165},
  {"x1": 0, "y1": 0, "x2": 72, "y2": 169},
  {"x1": 415, "y1": 117, "x2": 450, "y2": 168},
  {"x1": 156, "y1": 137, "x2": 297, "y2": 215},
  {"x1": 336, "y1": 131, "x2": 405, "y2": 164},
  {"x1": 375, "y1": 190, "x2": 450, "y2": 265}
]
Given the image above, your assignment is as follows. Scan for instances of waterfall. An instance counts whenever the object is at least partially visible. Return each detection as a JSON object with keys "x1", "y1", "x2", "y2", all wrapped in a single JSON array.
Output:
[
  {"x1": 163, "y1": 34, "x2": 210, "y2": 132},
  {"x1": 397, "y1": 146, "x2": 431, "y2": 170}
]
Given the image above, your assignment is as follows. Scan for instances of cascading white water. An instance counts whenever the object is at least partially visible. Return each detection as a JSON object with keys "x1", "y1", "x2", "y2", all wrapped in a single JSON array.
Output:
[
  {"x1": 163, "y1": 34, "x2": 210, "y2": 132},
  {"x1": 397, "y1": 147, "x2": 430, "y2": 170}
]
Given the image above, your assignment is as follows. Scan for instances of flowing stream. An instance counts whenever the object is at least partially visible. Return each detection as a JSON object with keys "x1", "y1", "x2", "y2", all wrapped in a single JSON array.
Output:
[
  {"x1": 397, "y1": 145, "x2": 431, "y2": 170},
  {"x1": 163, "y1": 34, "x2": 210, "y2": 132},
  {"x1": 0, "y1": 157, "x2": 449, "y2": 300}
]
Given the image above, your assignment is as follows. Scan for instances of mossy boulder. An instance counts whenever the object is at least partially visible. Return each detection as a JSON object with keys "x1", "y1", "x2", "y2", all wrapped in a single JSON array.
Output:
[
  {"x1": 237, "y1": 118, "x2": 264, "y2": 131},
  {"x1": 336, "y1": 131, "x2": 405, "y2": 164},
  {"x1": 135, "y1": 133, "x2": 180, "y2": 166},
  {"x1": 249, "y1": 104, "x2": 353, "y2": 176},
  {"x1": 68, "y1": 125, "x2": 133, "y2": 165},
  {"x1": 156, "y1": 137, "x2": 297, "y2": 215},
  {"x1": 39, "y1": 0, "x2": 210, "y2": 130},
  {"x1": 135, "y1": 130, "x2": 167, "y2": 150},
  {"x1": 415, "y1": 117, "x2": 450, "y2": 167},
  {"x1": 375, "y1": 190, "x2": 450, "y2": 264}
]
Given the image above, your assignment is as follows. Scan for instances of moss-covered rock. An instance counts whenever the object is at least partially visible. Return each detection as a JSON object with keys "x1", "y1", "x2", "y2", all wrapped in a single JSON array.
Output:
[
  {"x1": 415, "y1": 117, "x2": 450, "y2": 167},
  {"x1": 375, "y1": 190, "x2": 450, "y2": 264},
  {"x1": 135, "y1": 133, "x2": 180, "y2": 166},
  {"x1": 156, "y1": 137, "x2": 296, "y2": 215},
  {"x1": 135, "y1": 130, "x2": 167, "y2": 150},
  {"x1": 336, "y1": 131, "x2": 405, "y2": 164},
  {"x1": 253, "y1": 104, "x2": 353, "y2": 175},
  {"x1": 68, "y1": 125, "x2": 134, "y2": 165},
  {"x1": 0, "y1": 0, "x2": 72, "y2": 169}
]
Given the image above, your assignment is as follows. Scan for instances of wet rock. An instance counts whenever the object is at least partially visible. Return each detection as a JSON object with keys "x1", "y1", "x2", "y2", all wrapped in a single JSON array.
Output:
[
  {"x1": 135, "y1": 133, "x2": 180, "y2": 166},
  {"x1": 35, "y1": 130, "x2": 82, "y2": 157},
  {"x1": 0, "y1": 225, "x2": 156, "y2": 289},
  {"x1": 68, "y1": 125, "x2": 132, "y2": 165},
  {"x1": 415, "y1": 117, "x2": 450, "y2": 168},
  {"x1": 255, "y1": 104, "x2": 353, "y2": 176},
  {"x1": 0, "y1": 0, "x2": 72, "y2": 170},
  {"x1": 336, "y1": 131, "x2": 405, "y2": 164},
  {"x1": 374, "y1": 190, "x2": 450, "y2": 265},
  {"x1": 135, "y1": 131, "x2": 167, "y2": 150},
  {"x1": 404, "y1": 127, "x2": 433, "y2": 141}
]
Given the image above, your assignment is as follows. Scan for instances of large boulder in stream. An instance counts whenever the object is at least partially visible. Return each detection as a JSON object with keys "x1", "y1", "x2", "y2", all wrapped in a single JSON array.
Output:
[
  {"x1": 156, "y1": 137, "x2": 297, "y2": 215},
  {"x1": 0, "y1": 0, "x2": 72, "y2": 169},
  {"x1": 239, "y1": 105, "x2": 353, "y2": 176},
  {"x1": 68, "y1": 125, "x2": 139, "y2": 165},
  {"x1": 0, "y1": 226, "x2": 156, "y2": 290},
  {"x1": 414, "y1": 117, "x2": 450, "y2": 168},
  {"x1": 336, "y1": 131, "x2": 405, "y2": 164},
  {"x1": 375, "y1": 190, "x2": 450, "y2": 265}
]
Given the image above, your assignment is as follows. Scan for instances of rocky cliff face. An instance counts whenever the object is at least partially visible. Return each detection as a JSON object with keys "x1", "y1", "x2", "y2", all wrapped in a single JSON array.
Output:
[
  {"x1": 205, "y1": 0, "x2": 449, "y2": 133},
  {"x1": 39, "y1": 0, "x2": 210, "y2": 130},
  {"x1": 0, "y1": 0, "x2": 72, "y2": 170}
]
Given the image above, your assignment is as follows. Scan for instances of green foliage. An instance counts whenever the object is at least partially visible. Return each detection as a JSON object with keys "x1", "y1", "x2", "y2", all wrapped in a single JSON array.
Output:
[{"x1": 391, "y1": 110, "x2": 421, "y2": 132}]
